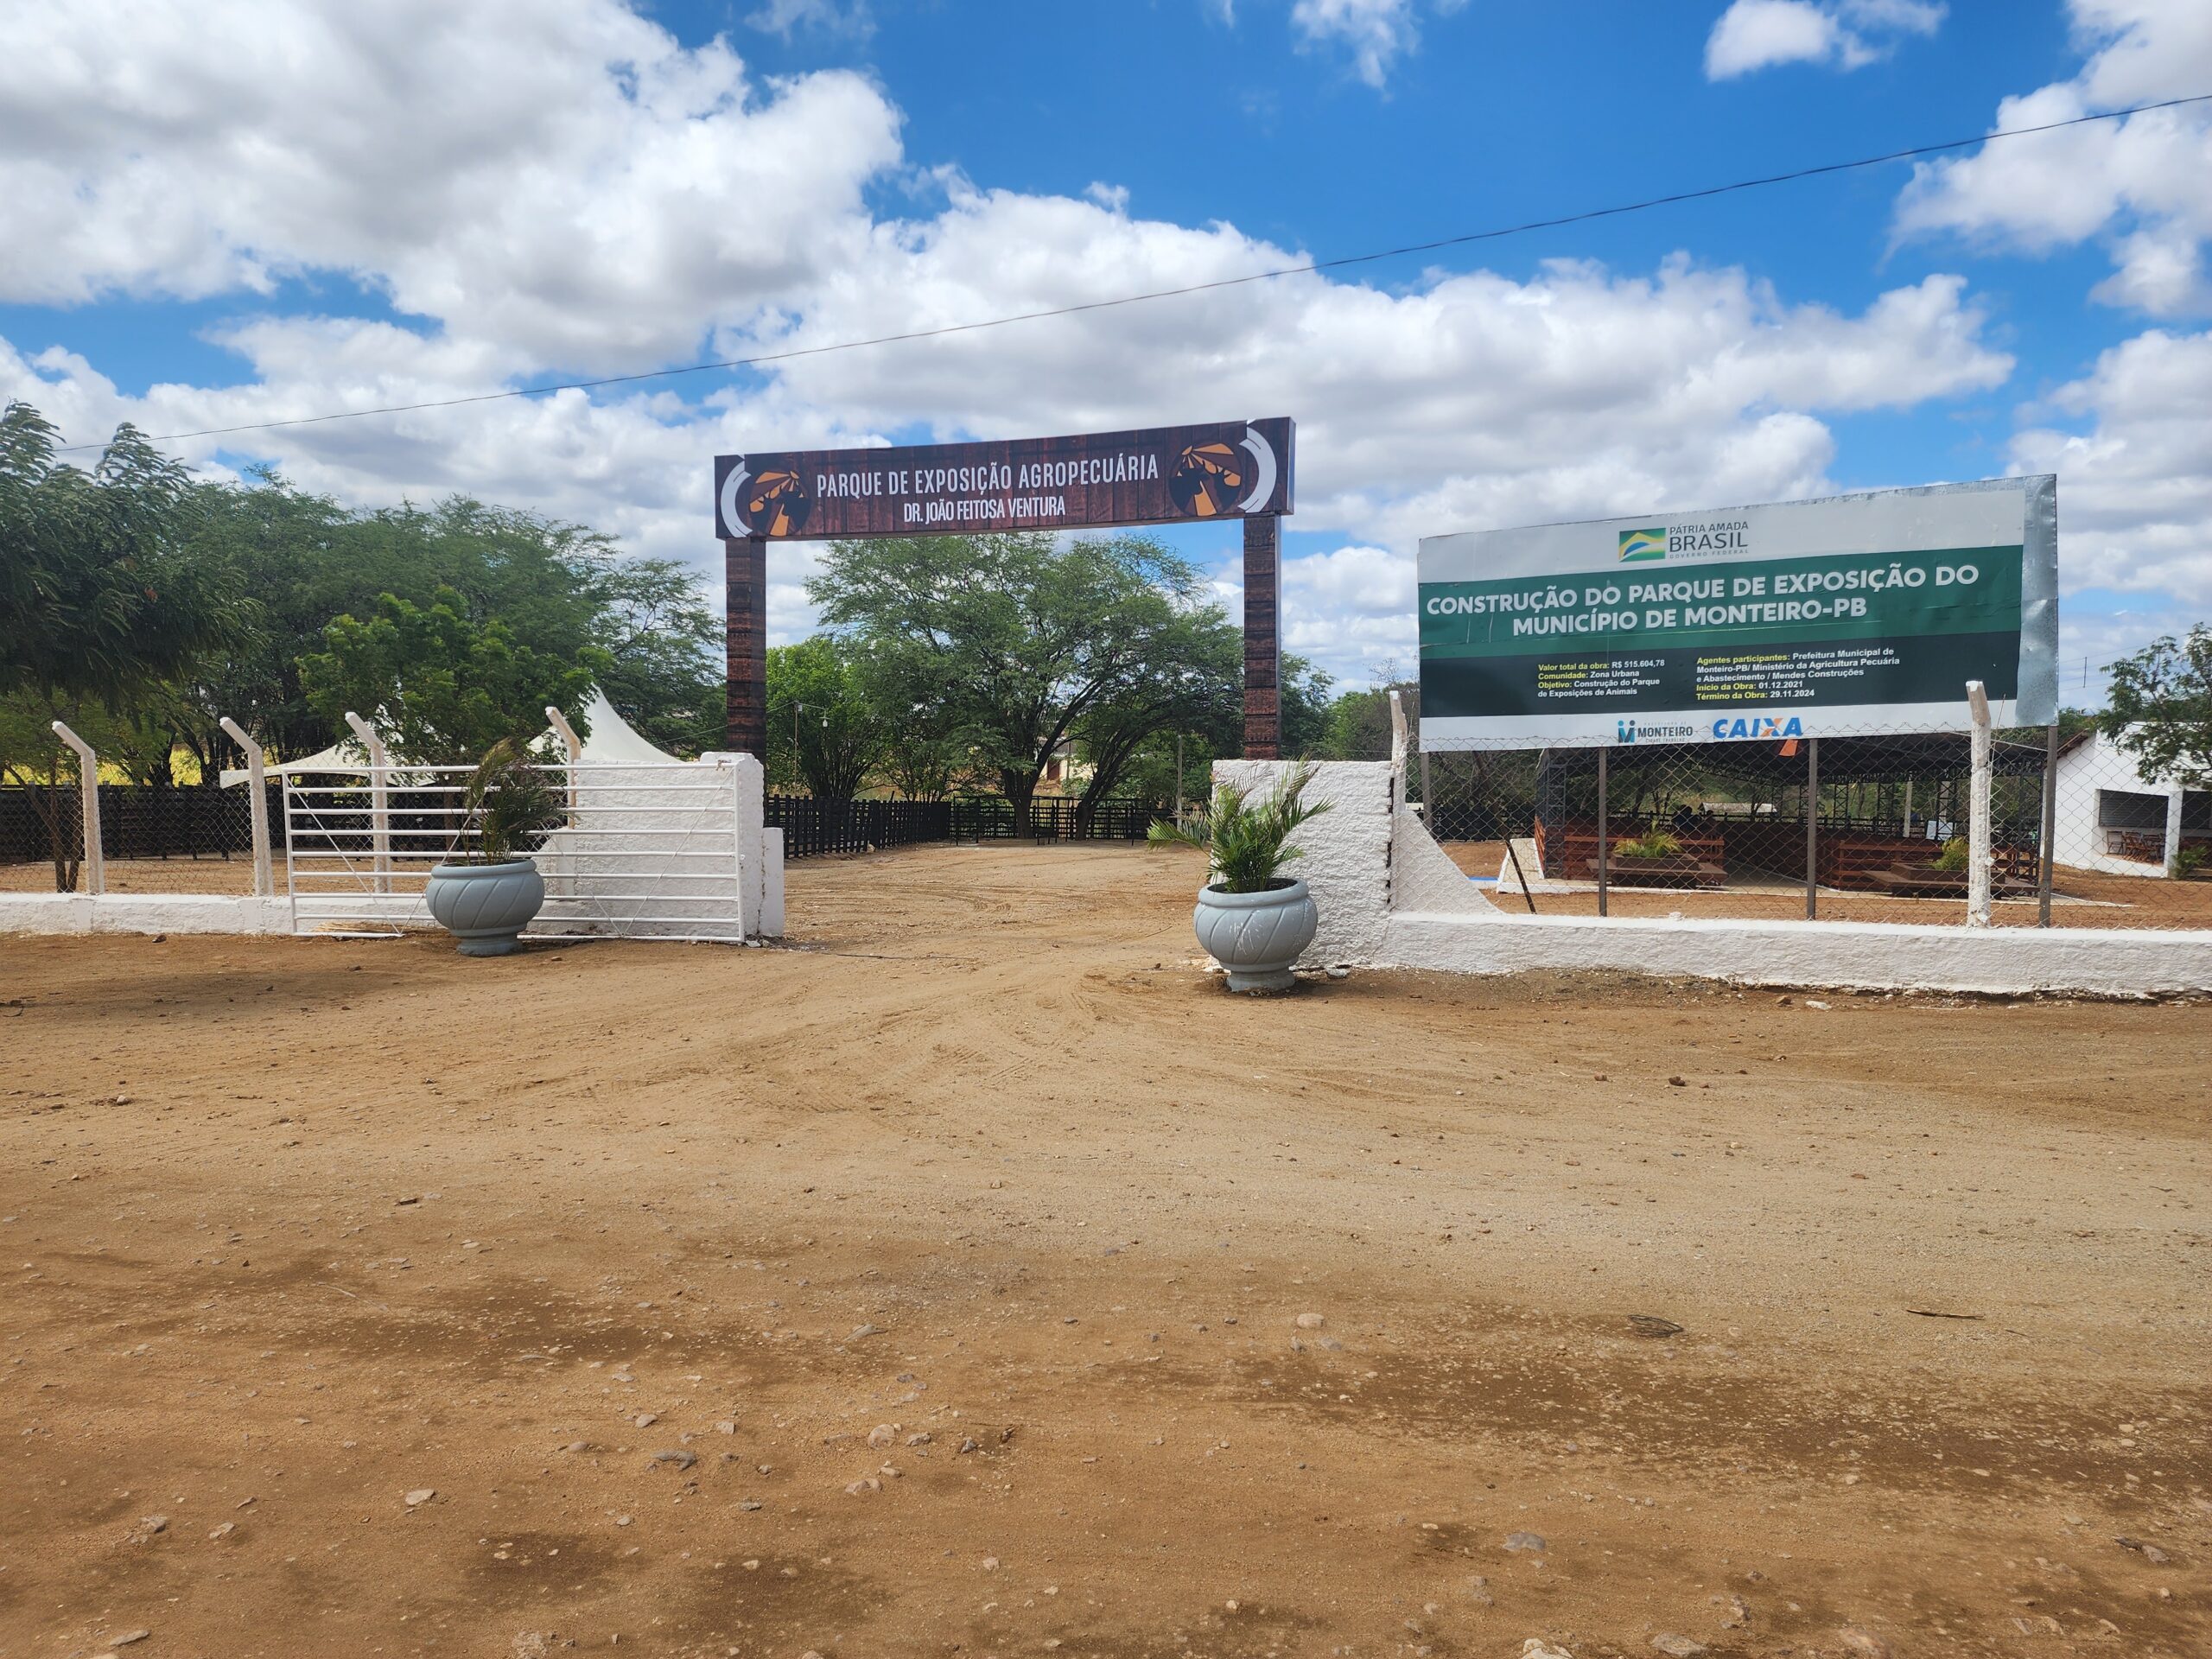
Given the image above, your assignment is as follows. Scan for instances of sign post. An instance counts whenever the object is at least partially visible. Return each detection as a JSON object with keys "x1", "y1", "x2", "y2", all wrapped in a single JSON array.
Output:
[
  {"x1": 715, "y1": 419, "x2": 1294, "y2": 761},
  {"x1": 723, "y1": 532, "x2": 769, "y2": 765}
]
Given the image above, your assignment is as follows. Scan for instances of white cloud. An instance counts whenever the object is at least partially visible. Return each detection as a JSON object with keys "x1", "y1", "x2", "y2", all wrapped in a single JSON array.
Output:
[
  {"x1": 746, "y1": 0, "x2": 873, "y2": 40},
  {"x1": 0, "y1": 0, "x2": 2020, "y2": 686},
  {"x1": 1290, "y1": 0, "x2": 1422, "y2": 88},
  {"x1": 1894, "y1": 0, "x2": 2212, "y2": 316},
  {"x1": 1214, "y1": 0, "x2": 1463, "y2": 88},
  {"x1": 0, "y1": 0, "x2": 903, "y2": 369},
  {"x1": 1705, "y1": 0, "x2": 1942, "y2": 80},
  {"x1": 2012, "y1": 327, "x2": 2212, "y2": 611}
]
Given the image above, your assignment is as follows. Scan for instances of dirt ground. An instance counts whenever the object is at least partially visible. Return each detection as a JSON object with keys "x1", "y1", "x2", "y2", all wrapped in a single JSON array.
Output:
[
  {"x1": 3, "y1": 844, "x2": 2207, "y2": 1659},
  {"x1": 11, "y1": 847, "x2": 2212, "y2": 933}
]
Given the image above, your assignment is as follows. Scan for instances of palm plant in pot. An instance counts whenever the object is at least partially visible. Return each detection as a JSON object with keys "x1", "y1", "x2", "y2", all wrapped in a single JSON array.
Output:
[
  {"x1": 1149, "y1": 764, "x2": 1331, "y2": 992},
  {"x1": 423, "y1": 739, "x2": 564, "y2": 956}
]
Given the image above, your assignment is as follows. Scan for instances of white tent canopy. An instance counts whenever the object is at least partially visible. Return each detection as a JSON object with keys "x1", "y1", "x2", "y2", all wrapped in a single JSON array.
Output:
[
  {"x1": 222, "y1": 687, "x2": 688, "y2": 785},
  {"x1": 219, "y1": 735, "x2": 369, "y2": 787},
  {"x1": 531, "y1": 688, "x2": 689, "y2": 766}
]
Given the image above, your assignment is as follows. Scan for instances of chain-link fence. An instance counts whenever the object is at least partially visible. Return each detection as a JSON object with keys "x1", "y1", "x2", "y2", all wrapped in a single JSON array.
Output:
[
  {"x1": 0, "y1": 784, "x2": 281, "y2": 865},
  {"x1": 1414, "y1": 725, "x2": 2212, "y2": 931}
]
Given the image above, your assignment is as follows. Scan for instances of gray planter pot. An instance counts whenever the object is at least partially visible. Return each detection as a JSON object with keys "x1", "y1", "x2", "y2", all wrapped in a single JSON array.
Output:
[
  {"x1": 423, "y1": 857, "x2": 546, "y2": 957},
  {"x1": 1192, "y1": 877, "x2": 1319, "y2": 994}
]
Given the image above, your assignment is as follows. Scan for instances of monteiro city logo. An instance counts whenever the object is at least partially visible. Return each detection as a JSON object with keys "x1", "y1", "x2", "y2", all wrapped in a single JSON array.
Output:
[
  {"x1": 1618, "y1": 527, "x2": 1667, "y2": 563},
  {"x1": 1617, "y1": 718, "x2": 1698, "y2": 744}
]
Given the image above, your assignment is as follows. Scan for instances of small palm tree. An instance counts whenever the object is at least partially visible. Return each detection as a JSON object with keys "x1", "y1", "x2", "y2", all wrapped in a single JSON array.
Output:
[
  {"x1": 1148, "y1": 763, "x2": 1331, "y2": 893},
  {"x1": 457, "y1": 738, "x2": 564, "y2": 864}
]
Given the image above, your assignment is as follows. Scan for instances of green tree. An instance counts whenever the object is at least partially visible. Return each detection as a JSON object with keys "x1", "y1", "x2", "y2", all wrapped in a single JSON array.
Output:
[
  {"x1": 1277, "y1": 653, "x2": 1334, "y2": 760},
  {"x1": 300, "y1": 586, "x2": 605, "y2": 765},
  {"x1": 0, "y1": 403, "x2": 254, "y2": 887},
  {"x1": 810, "y1": 531, "x2": 1209, "y2": 832},
  {"x1": 181, "y1": 481, "x2": 722, "y2": 762},
  {"x1": 1, "y1": 404, "x2": 252, "y2": 706},
  {"x1": 766, "y1": 634, "x2": 882, "y2": 802},
  {"x1": 2102, "y1": 626, "x2": 2212, "y2": 789},
  {"x1": 1319, "y1": 675, "x2": 1418, "y2": 760},
  {"x1": 1068, "y1": 611, "x2": 1242, "y2": 832}
]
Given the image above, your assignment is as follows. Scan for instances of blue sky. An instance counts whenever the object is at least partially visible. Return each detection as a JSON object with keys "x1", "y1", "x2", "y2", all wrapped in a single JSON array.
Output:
[{"x1": 3, "y1": 0, "x2": 2208, "y2": 702}]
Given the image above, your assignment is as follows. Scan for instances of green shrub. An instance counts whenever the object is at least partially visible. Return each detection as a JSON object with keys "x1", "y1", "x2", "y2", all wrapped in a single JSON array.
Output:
[
  {"x1": 1612, "y1": 829, "x2": 1682, "y2": 861},
  {"x1": 1148, "y1": 763, "x2": 1332, "y2": 893},
  {"x1": 1929, "y1": 836, "x2": 1970, "y2": 874},
  {"x1": 2174, "y1": 843, "x2": 2207, "y2": 880}
]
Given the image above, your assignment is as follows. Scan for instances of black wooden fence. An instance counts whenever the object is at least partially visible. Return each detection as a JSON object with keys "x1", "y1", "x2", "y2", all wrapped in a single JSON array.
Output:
[
  {"x1": 766, "y1": 794, "x2": 1160, "y2": 856},
  {"x1": 766, "y1": 796, "x2": 951, "y2": 857},
  {"x1": 944, "y1": 797, "x2": 1159, "y2": 842},
  {"x1": 3, "y1": 784, "x2": 1160, "y2": 866}
]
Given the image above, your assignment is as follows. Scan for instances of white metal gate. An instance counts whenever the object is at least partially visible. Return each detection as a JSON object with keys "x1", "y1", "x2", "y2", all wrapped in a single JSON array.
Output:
[{"x1": 283, "y1": 760, "x2": 764, "y2": 942}]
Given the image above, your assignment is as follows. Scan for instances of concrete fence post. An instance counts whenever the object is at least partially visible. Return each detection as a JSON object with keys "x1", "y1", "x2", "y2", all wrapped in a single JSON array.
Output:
[
  {"x1": 342, "y1": 711, "x2": 392, "y2": 893},
  {"x1": 1596, "y1": 745, "x2": 1610, "y2": 918},
  {"x1": 1965, "y1": 681, "x2": 1993, "y2": 928},
  {"x1": 218, "y1": 716, "x2": 273, "y2": 897},
  {"x1": 49, "y1": 721, "x2": 104, "y2": 895},
  {"x1": 2038, "y1": 721, "x2": 2058, "y2": 927},
  {"x1": 545, "y1": 704, "x2": 582, "y2": 823},
  {"x1": 1804, "y1": 739, "x2": 1819, "y2": 921}
]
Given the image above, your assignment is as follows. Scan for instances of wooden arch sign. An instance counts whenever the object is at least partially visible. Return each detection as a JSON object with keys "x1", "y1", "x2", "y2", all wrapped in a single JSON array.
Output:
[{"x1": 714, "y1": 418, "x2": 1295, "y2": 762}]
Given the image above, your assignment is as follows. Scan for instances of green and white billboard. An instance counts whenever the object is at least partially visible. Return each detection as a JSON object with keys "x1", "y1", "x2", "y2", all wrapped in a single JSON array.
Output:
[{"x1": 1417, "y1": 475, "x2": 2058, "y2": 749}]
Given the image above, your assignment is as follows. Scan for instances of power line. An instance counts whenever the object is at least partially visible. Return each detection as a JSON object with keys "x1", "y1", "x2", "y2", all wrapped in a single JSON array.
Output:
[{"x1": 54, "y1": 89, "x2": 2212, "y2": 454}]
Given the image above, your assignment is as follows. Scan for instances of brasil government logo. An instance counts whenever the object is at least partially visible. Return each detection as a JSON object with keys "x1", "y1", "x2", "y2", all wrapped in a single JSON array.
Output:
[{"x1": 1618, "y1": 527, "x2": 1667, "y2": 563}]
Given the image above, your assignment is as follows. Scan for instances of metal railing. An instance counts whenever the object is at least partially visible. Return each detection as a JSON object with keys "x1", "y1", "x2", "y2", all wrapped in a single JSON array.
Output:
[{"x1": 284, "y1": 760, "x2": 754, "y2": 943}]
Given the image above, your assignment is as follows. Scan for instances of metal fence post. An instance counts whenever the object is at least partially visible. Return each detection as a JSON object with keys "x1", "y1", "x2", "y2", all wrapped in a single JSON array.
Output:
[
  {"x1": 218, "y1": 716, "x2": 273, "y2": 897},
  {"x1": 2037, "y1": 721, "x2": 2058, "y2": 927},
  {"x1": 1596, "y1": 744, "x2": 1610, "y2": 918},
  {"x1": 50, "y1": 721, "x2": 105, "y2": 895},
  {"x1": 1804, "y1": 737, "x2": 1819, "y2": 920}
]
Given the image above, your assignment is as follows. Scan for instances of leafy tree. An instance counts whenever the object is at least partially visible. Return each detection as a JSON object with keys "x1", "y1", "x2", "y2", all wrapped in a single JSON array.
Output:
[
  {"x1": 0, "y1": 404, "x2": 254, "y2": 887},
  {"x1": 874, "y1": 722, "x2": 976, "y2": 802},
  {"x1": 570, "y1": 550, "x2": 724, "y2": 757},
  {"x1": 1, "y1": 404, "x2": 253, "y2": 706},
  {"x1": 300, "y1": 587, "x2": 605, "y2": 765},
  {"x1": 1319, "y1": 675, "x2": 1419, "y2": 760},
  {"x1": 181, "y1": 481, "x2": 721, "y2": 761},
  {"x1": 1277, "y1": 653, "x2": 1334, "y2": 760},
  {"x1": 2102, "y1": 626, "x2": 2212, "y2": 789},
  {"x1": 765, "y1": 634, "x2": 883, "y2": 802},
  {"x1": 1068, "y1": 611, "x2": 1241, "y2": 832},
  {"x1": 810, "y1": 531, "x2": 1211, "y2": 831}
]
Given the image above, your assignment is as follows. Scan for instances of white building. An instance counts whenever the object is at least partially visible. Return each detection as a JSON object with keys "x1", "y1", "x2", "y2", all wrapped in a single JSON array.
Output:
[{"x1": 2050, "y1": 728, "x2": 2210, "y2": 877}]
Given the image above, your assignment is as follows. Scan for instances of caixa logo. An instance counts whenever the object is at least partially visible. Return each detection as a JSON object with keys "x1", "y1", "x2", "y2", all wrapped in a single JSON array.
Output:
[{"x1": 1712, "y1": 715, "x2": 1805, "y2": 740}]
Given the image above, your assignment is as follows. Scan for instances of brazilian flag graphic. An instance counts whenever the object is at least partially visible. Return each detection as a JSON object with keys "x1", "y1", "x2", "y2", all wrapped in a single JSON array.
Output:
[{"x1": 1618, "y1": 527, "x2": 1667, "y2": 562}]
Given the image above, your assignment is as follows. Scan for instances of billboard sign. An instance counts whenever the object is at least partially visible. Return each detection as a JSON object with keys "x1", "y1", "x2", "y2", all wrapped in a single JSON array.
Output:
[
  {"x1": 714, "y1": 418, "x2": 1294, "y2": 541},
  {"x1": 1418, "y1": 475, "x2": 2058, "y2": 748}
]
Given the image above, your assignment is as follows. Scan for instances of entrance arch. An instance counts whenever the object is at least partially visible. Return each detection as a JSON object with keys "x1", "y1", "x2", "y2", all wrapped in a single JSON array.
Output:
[{"x1": 714, "y1": 418, "x2": 1295, "y2": 761}]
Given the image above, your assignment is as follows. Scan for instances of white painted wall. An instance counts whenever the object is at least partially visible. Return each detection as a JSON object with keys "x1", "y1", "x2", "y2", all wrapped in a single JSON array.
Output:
[
  {"x1": 533, "y1": 754, "x2": 779, "y2": 940},
  {"x1": 1213, "y1": 757, "x2": 2212, "y2": 997},
  {"x1": 3, "y1": 756, "x2": 783, "y2": 945},
  {"x1": 2051, "y1": 728, "x2": 2183, "y2": 878},
  {"x1": 1212, "y1": 760, "x2": 1394, "y2": 967},
  {"x1": 1380, "y1": 907, "x2": 2212, "y2": 997},
  {"x1": 0, "y1": 893, "x2": 289, "y2": 937}
]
